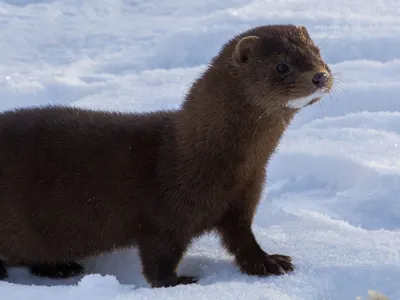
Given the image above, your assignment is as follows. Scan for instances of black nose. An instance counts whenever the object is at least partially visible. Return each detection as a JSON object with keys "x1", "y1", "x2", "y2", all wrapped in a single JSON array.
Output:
[{"x1": 312, "y1": 72, "x2": 329, "y2": 88}]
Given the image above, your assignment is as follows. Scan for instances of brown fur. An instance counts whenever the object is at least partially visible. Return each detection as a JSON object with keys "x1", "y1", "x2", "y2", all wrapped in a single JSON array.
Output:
[{"x1": 0, "y1": 24, "x2": 333, "y2": 288}]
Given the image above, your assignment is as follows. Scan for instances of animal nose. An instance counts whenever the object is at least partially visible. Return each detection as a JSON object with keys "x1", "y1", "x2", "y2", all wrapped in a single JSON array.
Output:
[{"x1": 312, "y1": 72, "x2": 329, "y2": 88}]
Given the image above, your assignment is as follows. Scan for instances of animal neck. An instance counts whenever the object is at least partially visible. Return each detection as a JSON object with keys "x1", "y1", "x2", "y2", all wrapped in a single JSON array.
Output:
[{"x1": 176, "y1": 66, "x2": 296, "y2": 163}]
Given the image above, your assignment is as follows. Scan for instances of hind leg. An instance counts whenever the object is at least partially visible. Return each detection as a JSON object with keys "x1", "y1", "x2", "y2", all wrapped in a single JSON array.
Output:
[
  {"x1": 138, "y1": 235, "x2": 198, "y2": 288},
  {"x1": 0, "y1": 260, "x2": 8, "y2": 279},
  {"x1": 29, "y1": 262, "x2": 85, "y2": 279}
]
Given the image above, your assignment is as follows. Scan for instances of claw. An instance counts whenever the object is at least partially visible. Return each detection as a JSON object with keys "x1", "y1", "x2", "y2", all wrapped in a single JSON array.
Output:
[{"x1": 178, "y1": 275, "x2": 199, "y2": 285}]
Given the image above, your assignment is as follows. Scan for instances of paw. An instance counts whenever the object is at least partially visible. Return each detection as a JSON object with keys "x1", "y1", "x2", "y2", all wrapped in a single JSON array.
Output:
[
  {"x1": 152, "y1": 275, "x2": 199, "y2": 288},
  {"x1": 269, "y1": 254, "x2": 292, "y2": 263},
  {"x1": 177, "y1": 275, "x2": 198, "y2": 285},
  {"x1": 30, "y1": 262, "x2": 85, "y2": 279},
  {"x1": 239, "y1": 253, "x2": 294, "y2": 276}
]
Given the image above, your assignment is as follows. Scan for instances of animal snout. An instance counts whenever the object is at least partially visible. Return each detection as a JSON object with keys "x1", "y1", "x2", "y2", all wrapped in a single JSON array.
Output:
[{"x1": 312, "y1": 72, "x2": 330, "y2": 88}]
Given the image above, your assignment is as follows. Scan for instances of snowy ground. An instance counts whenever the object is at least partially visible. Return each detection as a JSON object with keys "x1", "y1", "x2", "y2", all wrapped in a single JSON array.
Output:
[{"x1": 1, "y1": 0, "x2": 399, "y2": 299}]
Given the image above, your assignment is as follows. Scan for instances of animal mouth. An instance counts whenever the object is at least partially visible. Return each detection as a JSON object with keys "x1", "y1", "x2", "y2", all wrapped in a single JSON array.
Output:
[{"x1": 285, "y1": 88, "x2": 329, "y2": 109}]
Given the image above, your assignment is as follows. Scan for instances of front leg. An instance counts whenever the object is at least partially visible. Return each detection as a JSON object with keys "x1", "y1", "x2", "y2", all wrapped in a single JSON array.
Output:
[{"x1": 217, "y1": 209, "x2": 294, "y2": 276}]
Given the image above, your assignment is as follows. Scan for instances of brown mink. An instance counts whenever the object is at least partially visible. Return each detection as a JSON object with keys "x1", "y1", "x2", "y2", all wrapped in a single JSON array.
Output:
[{"x1": 0, "y1": 24, "x2": 333, "y2": 288}]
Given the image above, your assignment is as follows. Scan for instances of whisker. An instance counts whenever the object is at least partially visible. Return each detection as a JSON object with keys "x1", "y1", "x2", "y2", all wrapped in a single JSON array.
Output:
[
  {"x1": 332, "y1": 76, "x2": 346, "y2": 83},
  {"x1": 331, "y1": 74, "x2": 348, "y2": 85},
  {"x1": 334, "y1": 79, "x2": 346, "y2": 86},
  {"x1": 331, "y1": 83, "x2": 346, "y2": 95},
  {"x1": 317, "y1": 33, "x2": 332, "y2": 47},
  {"x1": 329, "y1": 91, "x2": 334, "y2": 102},
  {"x1": 318, "y1": 100, "x2": 325, "y2": 114}
]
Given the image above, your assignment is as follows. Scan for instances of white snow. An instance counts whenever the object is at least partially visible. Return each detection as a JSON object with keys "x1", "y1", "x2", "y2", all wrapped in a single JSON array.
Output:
[{"x1": 0, "y1": 0, "x2": 399, "y2": 299}]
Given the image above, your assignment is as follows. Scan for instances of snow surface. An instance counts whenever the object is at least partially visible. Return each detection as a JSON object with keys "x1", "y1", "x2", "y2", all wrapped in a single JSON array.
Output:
[{"x1": 0, "y1": 0, "x2": 399, "y2": 299}]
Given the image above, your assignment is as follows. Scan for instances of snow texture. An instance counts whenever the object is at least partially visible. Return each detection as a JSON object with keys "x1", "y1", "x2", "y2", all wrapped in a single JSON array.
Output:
[{"x1": 0, "y1": 0, "x2": 399, "y2": 299}]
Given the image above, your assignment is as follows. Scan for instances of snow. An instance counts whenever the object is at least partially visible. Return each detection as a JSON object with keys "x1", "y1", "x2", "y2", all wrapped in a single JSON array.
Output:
[{"x1": 0, "y1": 0, "x2": 399, "y2": 299}]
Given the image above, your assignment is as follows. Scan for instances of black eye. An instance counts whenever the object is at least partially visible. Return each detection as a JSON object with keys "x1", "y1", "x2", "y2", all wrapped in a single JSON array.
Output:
[{"x1": 276, "y1": 63, "x2": 289, "y2": 74}]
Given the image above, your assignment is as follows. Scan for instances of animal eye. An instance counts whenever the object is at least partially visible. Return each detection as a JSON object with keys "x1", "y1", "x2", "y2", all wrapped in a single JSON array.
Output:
[{"x1": 276, "y1": 63, "x2": 289, "y2": 74}]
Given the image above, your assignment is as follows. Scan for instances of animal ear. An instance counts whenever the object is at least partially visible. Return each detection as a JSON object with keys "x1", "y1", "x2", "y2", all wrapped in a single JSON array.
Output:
[
  {"x1": 233, "y1": 35, "x2": 260, "y2": 64},
  {"x1": 298, "y1": 26, "x2": 311, "y2": 39}
]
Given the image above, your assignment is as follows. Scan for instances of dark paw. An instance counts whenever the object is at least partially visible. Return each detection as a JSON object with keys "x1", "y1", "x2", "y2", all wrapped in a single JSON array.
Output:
[
  {"x1": 30, "y1": 262, "x2": 85, "y2": 279},
  {"x1": 152, "y1": 275, "x2": 199, "y2": 288},
  {"x1": 177, "y1": 275, "x2": 198, "y2": 285},
  {"x1": 269, "y1": 254, "x2": 293, "y2": 263},
  {"x1": 239, "y1": 253, "x2": 294, "y2": 276},
  {"x1": 0, "y1": 261, "x2": 8, "y2": 280}
]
